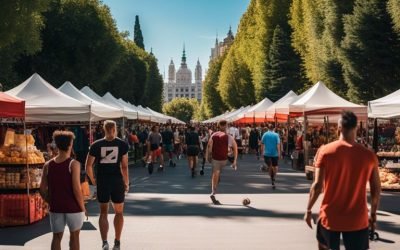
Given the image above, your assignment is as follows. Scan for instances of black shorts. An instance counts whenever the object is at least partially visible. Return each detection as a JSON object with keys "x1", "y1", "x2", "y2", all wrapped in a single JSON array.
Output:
[
  {"x1": 316, "y1": 220, "x2": 369, "y2": 250},
  {"x1": 187, "y1": 145, "x2": 199, "y2": 156},
  {"x1": 97, "y1": 176, "x2": 125, "y2": 203},
  {"x1": 264, "y1": 156, "x2": 278, "y2": 167}
]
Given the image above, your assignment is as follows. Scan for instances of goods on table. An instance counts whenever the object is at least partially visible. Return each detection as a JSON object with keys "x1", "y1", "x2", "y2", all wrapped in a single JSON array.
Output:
[
  {"x1": 0, "y1": 134, "x2": 45, "y2": 164},
  {"x1": 379, "y1": 168, "x2": 400, "y2": 190},
  {"x1": 0, "y1": 167, "x2": 42, "y2": 189}
]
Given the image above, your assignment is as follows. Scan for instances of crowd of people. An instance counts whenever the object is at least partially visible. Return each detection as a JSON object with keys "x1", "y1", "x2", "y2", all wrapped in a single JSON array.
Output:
[{"x1": 38, "y1": 111, "x2": 381, "y2": 250}]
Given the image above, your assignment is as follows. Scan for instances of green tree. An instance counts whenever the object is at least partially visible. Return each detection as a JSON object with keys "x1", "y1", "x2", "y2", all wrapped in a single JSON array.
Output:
[
  {"x1": 388, "y1": 0, "x2": 400, "y2": 34},
  {"x1": 201, "y1": 56, "x2": 227, "y2": 118},
  {"x1": 162, "y1": 98, "x2": 198, "y2": 123},
  {"x1": 0, "y1": 0, "x2": 50, "y2": 88},
  {"x1": 265, "y1": 25, "x2": 302, "y2": 101},
  {"x1": 134, "y1": 15, "x2": 145, "y2": 49},
  {"x1": 218, "y1": 51, "x2": 255, "y2": 109},
  {"x1": 143, "y1": 56, "x2": 164, "y2": 111},
  {"x1": 340, "y1": 0, "x2": 400, "y2": 103},
  {"x1": 14, "y1": 0, "x2": 123, "y2": 91}
]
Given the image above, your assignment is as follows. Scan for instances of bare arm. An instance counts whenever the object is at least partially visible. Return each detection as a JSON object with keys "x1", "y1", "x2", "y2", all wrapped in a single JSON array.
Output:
[
  {"x1": 121, "y1": 154, "x2": 129, "y2": 192},
  {"x1": 206, "y1": 138, "x2": 213, "y2": 163},
  {"x1": 369, "y1": 164, "x2": 381, "y2": 230},
  {"x1": 39, "y1": 162, "x2": 49, "y2": 203},
  {"x1": 85, "y1": 154, "x2": 96, "y2": 185},
  {"x1": 305, "y1": 167, "x2": 325, "y2": 228},
  {"x1": 71, "y1": 161, "x2": 85, "y2": 212},
  {"x1": 230, "y1": 135, "x2": 238, "y2": 167}
]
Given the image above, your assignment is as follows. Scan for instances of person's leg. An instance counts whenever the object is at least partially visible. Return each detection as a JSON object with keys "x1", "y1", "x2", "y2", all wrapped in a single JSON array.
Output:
[
  {"x1": 69, "y1": 230, "x2": 80, "y2": 250},
  {"x1": 316, "y1": 220, "x2": 340, "y2": 250},
  {"x1": 112, "y1": 203, "x2": 125, "y2": 241},
  {"x1": 342, "y1": 228, "x2": 369, "y2": 250},
  {"x1": 51, "y1": 232, "x2": 64, "y2": 250},
  {"x1": 99, "y1": 203, "x2": 110, "y2": 242}
]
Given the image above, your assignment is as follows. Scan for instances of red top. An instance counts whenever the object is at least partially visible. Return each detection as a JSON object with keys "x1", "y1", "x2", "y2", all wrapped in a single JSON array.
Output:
[
  {"x1": 315, "y1": 140, "x2": 377, "y2": 231},
  {"x1": 211, "y1": 131, "x2": 229, "y2": 161},
  {"x1": 47, "y1": 158, "x2": 82, "y2": 213}
]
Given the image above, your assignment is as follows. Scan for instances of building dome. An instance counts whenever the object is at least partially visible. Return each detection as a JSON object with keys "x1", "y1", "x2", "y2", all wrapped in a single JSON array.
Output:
[{"x1": 176, "y1": 67, "x2": 192, "y2": 84}]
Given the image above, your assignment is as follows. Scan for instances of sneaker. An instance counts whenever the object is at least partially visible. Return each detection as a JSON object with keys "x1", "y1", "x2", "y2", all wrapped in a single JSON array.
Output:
[
  {"x1": 102, "y1": 242, "x2": 109, "y2": 250},
  {"x1": 200, "y1": 169, "x2": 204, "y2": 176},
  {"x1": 210, "y1": 195, "x2": 221, "y2": 205},
  {"x1": 112, "y1": 245, "x2": 120, "y2": 250},
  {"x1": 157, "y1": 166, "x2": 164, "y2": 172},
  {"x1": 148, "y1": 163, "x2": 154, "y2": 175}
]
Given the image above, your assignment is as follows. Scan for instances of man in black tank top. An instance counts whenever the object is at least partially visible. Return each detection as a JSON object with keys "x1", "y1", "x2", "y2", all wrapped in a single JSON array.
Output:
[{"x1": 86, "y1": 120, "x2": 129, "y2": 250}]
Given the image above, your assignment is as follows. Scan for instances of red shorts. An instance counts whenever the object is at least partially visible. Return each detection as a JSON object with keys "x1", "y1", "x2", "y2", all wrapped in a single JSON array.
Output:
[{"x1": 151, "y1": 147, "x2": 162, "y2": 158}]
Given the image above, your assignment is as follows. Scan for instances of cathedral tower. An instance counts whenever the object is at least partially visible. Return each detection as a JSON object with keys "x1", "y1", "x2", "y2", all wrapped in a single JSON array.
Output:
[
  {"x1": 195, "y1": 58, "x2": 202, "y2": 83},
  {"x1": 168, "y1": 59, "x2": 175, "y2": 83}
]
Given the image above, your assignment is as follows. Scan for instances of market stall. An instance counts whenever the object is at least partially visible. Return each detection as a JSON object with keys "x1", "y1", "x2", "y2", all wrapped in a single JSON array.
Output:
[
  {"x1": 0, "y1": 92, "x2": 47, "y2": 227},
  {"x1": 235, "y1": 98, "x2": 273, "y2": 124},
  {"x1": 369, "y1": 89, "x2": 400, "y2": 190},
  {"x1": 289, "y1": 81, "x2": 367, "y2": 179}
]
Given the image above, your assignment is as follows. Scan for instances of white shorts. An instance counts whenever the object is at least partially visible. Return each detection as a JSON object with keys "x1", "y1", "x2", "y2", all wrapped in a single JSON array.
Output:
[{"x1": 49, "y1": 212, "x2": 85, "y2": 233}]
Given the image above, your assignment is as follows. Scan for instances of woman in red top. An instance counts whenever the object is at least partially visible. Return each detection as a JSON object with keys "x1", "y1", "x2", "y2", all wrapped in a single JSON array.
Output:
[{"x1": 40, "y1": 131, "x2": 86, "y2": 250}]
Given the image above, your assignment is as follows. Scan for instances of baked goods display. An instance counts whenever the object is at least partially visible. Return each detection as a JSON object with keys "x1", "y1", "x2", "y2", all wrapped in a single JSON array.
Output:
[
  {"x1": 0, "y1": 167, "x2": 42, "y2": 189},
  {"x1": 0, "y1": 134, "x2": 45, "y2": 164},
  {"x1": 379, "y1": 168, "x2": 400, "y2": 190}
]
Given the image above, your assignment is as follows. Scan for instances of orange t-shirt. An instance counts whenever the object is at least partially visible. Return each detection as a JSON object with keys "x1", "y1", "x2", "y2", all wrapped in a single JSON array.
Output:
[
  {"x1": 315, "y1": 140, "x2": 377, "y2": 231},
  {"x1": 130, "y1": 134, "x2": 139, "y2": 144}
]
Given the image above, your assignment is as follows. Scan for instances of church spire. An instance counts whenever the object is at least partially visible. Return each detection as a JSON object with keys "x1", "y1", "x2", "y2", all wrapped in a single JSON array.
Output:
[{"x1": 181, "y1": 44, "x2": 186, "y2": 64}]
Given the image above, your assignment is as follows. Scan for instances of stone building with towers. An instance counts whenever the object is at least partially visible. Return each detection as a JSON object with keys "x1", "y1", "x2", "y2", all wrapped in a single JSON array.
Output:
[
  {"x1": 210, "y1": 26, "x2": 235, "y2": 62},
  {"x1": 163, "y1": 46, "x2": 202, "y2": 103}
]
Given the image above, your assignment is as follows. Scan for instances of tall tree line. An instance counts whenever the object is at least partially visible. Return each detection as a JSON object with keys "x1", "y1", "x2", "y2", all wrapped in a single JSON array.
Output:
[
  {"x1": 0, "y1": 0, "x2": 163, "y2": 111},
  {"x1": 200, "y1": 0, "x2": 400, "y2": 119}
]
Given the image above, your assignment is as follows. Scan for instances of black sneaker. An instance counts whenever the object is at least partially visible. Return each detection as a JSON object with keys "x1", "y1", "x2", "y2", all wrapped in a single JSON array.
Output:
[
  {"x1": 200, "y1": 169, "x2": 204, "y2": 176},
  {"x1": 210, "y1": 195, "x2": 221, "y2": 205},
  {"x1": 102, "y1": 241, "x2": 109, "y2": 250},
  {"x1": 157, "y1": 166, "x2": 164, "y2": 172},
  {"x1": 148, "y1": 163, "x2": 154, "y2": 175}
]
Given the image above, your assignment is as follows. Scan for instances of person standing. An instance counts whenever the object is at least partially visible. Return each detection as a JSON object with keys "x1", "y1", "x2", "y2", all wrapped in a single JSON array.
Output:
[
  {"x1": 249, "y1": 125, "x2": 261, "y2": 160},
  {"x1": 185, "y1": 126, "x2": 202, "y2": 178},
  {"x1": 260, "y1": 123, "x2": 281, "y2": 189},
  {"x1": 304, "y1": 111, "x2": 381, "y2": 250},
  {"x1": 40, "y1": 131, "x2": 85, "y2": 250},
  {"x1": 85, "y1": 121, "x2": 129, "y2": 250},
  {"x1": 147, "y1": 125, "x2": 164, "y2": 174},
  {"x1": 206, "y1": 120, "x2": 238, "y2": 205},
  {"x1": 199, "y1": 127, "x2": 210, "y2": 176}
]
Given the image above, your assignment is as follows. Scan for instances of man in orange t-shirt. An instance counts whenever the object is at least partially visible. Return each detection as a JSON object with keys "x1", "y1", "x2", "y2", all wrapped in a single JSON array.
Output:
[{"x1": 304, "y1": 111, "x2": 381, "y2": 250}]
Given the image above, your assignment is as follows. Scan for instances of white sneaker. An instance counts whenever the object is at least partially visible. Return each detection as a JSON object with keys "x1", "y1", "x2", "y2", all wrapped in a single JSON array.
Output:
[{"x1": 102, "y1": 242, "x2": 109, "y2": 250}]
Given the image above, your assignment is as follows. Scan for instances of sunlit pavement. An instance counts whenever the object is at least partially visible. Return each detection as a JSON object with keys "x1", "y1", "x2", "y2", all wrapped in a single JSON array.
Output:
[{"x1": 1, "y1": 155, "x2": 399, "y2": 249}]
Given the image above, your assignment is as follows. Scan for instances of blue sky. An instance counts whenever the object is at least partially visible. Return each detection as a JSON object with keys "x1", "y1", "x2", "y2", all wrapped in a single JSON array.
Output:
[{"x1": 101, "y1": 0, "x2": 250, "y2": 81}]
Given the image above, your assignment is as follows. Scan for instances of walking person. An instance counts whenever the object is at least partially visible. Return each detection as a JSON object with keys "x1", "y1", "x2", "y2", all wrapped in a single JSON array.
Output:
[
  {"x1": 304, "y1": 111, "x2": 381, "y2": 250},
  {"x1": 199, "y1": 127, "x2": 210, "y2": 176},
  {"x1": 40, "y1": 131, "x2": 86, "y2": 250},
  {"x1": 206, "y1": 120, "x2": 238, "y2": 205},
  {"x1": 85, "y1": 121, "x2": 129, "y2": 250},
  {"x1": 260, "y1": 123, "x2": 281, "y2": 189},
  {"x1": 162, "y1": 124, "x2": 176, "y2": 167},
  {"x1": 249, "y1": 125, "x2": 261, "y2": 160},
  {"x1": 185, "y1": 126, "x2": 203, "y2": 178},
  {"x1": 147, "y1": 125, "x2": 164, "y2": 174}
]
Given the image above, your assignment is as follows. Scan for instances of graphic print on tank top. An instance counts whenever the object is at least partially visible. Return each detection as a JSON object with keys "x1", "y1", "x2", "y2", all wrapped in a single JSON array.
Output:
[{"x1": 100, "y1": 146, "x2": 119, "y2": 164}]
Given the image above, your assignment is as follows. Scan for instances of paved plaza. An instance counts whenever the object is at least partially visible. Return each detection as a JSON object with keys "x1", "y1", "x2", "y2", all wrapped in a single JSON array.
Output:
[{"x1": 1, "y1": 155, "x2": 399, "y2": 249}]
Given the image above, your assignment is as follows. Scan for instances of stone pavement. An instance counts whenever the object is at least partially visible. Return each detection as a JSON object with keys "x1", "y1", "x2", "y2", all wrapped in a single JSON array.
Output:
[{"x1": 0, "y1": 155, "x2": 399, "y2": 249}]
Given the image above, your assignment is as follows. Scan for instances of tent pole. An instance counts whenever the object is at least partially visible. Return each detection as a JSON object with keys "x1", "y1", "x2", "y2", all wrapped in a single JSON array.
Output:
[{"x1": 89, "y1": 103, "x2": 92, "y2": 144}]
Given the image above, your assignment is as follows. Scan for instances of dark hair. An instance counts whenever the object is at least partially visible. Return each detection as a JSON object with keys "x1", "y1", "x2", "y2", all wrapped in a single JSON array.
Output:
[
  {"x1": 268, "y1": 123, "x2": 274, "y2": 130},
  {"x1": 52, "y1": 130, "x2": 75, "y2": 151},
  {"x1": 218, "y1": 120, "x2": 227, "y2": 128},
  {"x1": 340, "y1": 111, "x2": 358, "y2": 130}
]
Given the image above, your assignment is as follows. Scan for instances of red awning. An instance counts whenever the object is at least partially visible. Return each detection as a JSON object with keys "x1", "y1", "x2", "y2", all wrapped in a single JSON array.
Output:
[{"x1": 0, "y1": 92, "x2": 25, "y2": 118}]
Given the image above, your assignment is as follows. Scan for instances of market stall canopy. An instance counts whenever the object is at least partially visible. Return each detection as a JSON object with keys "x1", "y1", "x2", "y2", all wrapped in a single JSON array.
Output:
[
  {"x1": 6, "y1": 73, "x2": 90, "y2": 122},
  {"x1": 146, "y1": 107, "x2": 184, "y2": 124},
  {"x1": 226, "y1": 106, "x2": 252, "y2": 122},
  {"x1": 0, "y1": 92, "x2": 25, "y2": 118},
  {"x1": 102, "y1": 92, "x2": 138, "y2": 120},
  {"x1": 80, "y1": 86, "x2": 107, "y2": 103},
  {"x1": 117, "y1": 98, "x2": 151, "y2": 121},
  {"x1": 235, "y1": 97, "x2": 274, "y2": 123},
  {"x1": 289, "y1": 81, "x2": 367, "y2": 118},
  {"x1": 59, "y1": 82, "x2": 124, "y2": 120},
  {"x1": 368, "y1": 88, "x2": 400, "y2": 118},
  {"x1": 202, "y1": 110, "x2": 233, "y2": 124},
  {"x1": 266, "y1": 91, "x2": 299, "y2": 121}
]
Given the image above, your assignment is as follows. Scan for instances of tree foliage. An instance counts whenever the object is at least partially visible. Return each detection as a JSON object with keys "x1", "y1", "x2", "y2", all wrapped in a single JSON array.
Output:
[
  {"x1": 143, "y1": 56, "x2": 164, "y2": 112},
  {"x1": 162, "y1": 98, "x2": 199, "y2": 123},
  {"x1": 218, "y1": 50, "x2": 255, "y2": 109},
  {"x1": 340, "y1": 0, "x2": 400, "y2": 103},
  {"x1": 134, "y1": 15, "x2": 145, "y2": 49}
]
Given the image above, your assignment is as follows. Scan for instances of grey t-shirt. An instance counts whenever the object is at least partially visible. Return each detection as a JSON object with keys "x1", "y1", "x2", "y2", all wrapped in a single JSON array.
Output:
[{"x1": 148, "y1": 132, "x2": 162, "y2": 145}]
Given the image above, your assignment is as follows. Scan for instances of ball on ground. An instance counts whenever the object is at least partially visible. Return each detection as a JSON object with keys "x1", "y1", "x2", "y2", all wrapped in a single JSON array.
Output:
[{"x1": 242, "y1": 198, "x2": 251, "y2": 206}]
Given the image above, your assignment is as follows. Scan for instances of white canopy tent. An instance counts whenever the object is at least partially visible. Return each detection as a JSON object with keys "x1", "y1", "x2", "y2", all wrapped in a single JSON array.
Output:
[
  {"x1": 368, "y1": 89, "x2": 400, "y2": 118},
  {"x1": 226, "y1": 106, "x2": 252, "y2": 122},
  {"x1": 117, "y1": 99, "x2": 151, "y2": 121},
  {"x1": 266, "y1": 91, "x2": 299, "y2": 121},
  {"x1": 289, "y1": 81, "x2": 367, "y2": 119},
  {"x1": 202, "y1": 110, "x2": 234, "y2": 124},
  {"x1": 235, "y1": 98, "x2": 273, "y2": 123},
  {"x1": 146, "y1": 107, "x2": 185, "y2": 124},
  {"x1": 6, "y1": 73, "x2": 90, "y2": 122},
  {"x1": 102, "y1": 92, "x2": 139, "y2": 120},
  {"x1": 59, "y1": 81, "x2": 124, "y2": 121}
]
